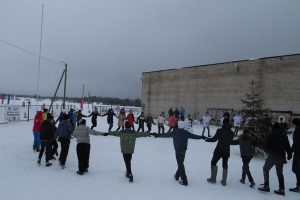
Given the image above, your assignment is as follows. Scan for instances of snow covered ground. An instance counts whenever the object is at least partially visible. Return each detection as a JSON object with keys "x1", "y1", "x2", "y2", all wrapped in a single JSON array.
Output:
[{"x1": 0, "y1": 115, "x2": 298, "y2": 200}]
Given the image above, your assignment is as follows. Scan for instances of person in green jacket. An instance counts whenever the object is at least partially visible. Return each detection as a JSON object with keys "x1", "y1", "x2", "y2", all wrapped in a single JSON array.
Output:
[{"x1": 109, "y1": 121, "x2": 150, "y2": 182}]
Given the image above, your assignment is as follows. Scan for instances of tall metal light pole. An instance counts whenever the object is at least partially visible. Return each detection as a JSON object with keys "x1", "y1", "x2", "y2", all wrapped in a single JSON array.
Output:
[
  {"x1": 60, "y1": 61, "x2": 68, "y2": 109},
  {"x1": 36, "y1": 4, "x2": 44, "y2": 100}
]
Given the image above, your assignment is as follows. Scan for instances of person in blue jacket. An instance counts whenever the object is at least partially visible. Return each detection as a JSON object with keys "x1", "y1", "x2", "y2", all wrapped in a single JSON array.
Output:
[
  {"x1": 156, "y1": 121, "x2": 204, "y2": 186},
  {"x1": 57, "y1": 114, "x2": 73, "y2": 169}
]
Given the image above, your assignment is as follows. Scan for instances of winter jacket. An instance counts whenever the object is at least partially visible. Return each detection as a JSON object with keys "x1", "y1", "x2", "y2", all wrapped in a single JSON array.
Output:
[
  {"x1": 159, "y1": 128, "x2": 204, "y2": 152},
  {"x1": 292, "y1": 127, "x2": 300, "y2": 154},
  {"x1": 174, "y1": 109, "x2": 180, "y2": 118},
  {"x1": 33, "y1": 111, "x2": 43, "y2": 132},
  {"x1": 232, "y1": 134, "x2": 256, "y2": 157},
  {"x1": 76, "y1": 112, "x2": 87, "y2": 123},
  {"x1": 265, "y1": 123, "x2": 292, "y2": 162},
  {"x1": 126, "y1": 113, "x2": 135, "y2": 125},
  {"x1": 88, "y1": 111, "x2": 101, "y2": 122},
  {"x1": 109, "y1": 130, "x2": 148, "y2": 154},
  {"x1": 73, "y1": 124, "x2": 105, "y2": 144},
  {"x1": 145, "y1": 116, "x2": 155, "y2": 126},
  {"x1": 136, "y1": 115, "x2": 145, "y2": 126},
  {"x1": 118, "y1": 113, "x2": 126, "y2": 127},
  {"x1": 40, "y1": 120, "x2": 56, "y2": 141},
  {"x1": 168, "y1": 116, "x2": 178, "y2": 127},
  {"x1": 56, "y1": 112, "x2": 65, "y2": 124},
  {"x1": 68, "y1": 111, "x2": 77, "y2": 127},
  {"x1": 168, "y1": 109, "x2": 174, "y2": 117},
  {"x1": 206, "y1": 124, "x2": 234, "y2": 157},
  {"x1": 57, "y1": 120, "x2": 73, "y2": 139},
  {"x1": 179, "y1": 108, "x2": 186, "y2": 117},
  {"x1": 102, "y1": 109, "x2": 117, "y2": 124},
  {"x1": 184, "y1": 118, "x2": 193, "y2": 133},
  {"x1": 157, "y1": 116, "x2": 166, "y2": 125},
  {"x1": 278, "y1": 122, "x2": 289, "y2": 135}
]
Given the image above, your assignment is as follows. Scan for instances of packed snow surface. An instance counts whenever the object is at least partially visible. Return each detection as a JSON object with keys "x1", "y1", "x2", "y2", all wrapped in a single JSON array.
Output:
[{"x1": 0, "y1": 110, "x2": 298, "y2": 200}]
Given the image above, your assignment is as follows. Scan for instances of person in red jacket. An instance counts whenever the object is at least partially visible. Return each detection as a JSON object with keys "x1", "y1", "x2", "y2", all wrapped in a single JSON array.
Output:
[
  {"x1": 167, "y1": 114, "x2": 178, "y2": 133},
  {"x1": 32, "y1": 111, "x2": 43, "y2": 152},
  {"x1": 126, "y1": 110, "x2": 135, "y2": 131}
]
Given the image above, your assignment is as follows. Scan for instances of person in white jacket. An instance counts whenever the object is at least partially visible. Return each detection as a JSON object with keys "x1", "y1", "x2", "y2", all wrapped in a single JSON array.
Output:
[
  {"x1": 202, "y1": 112, "x2": 212, "y2": 137},
  {"x1": 73, "y1": 119, "x2": 108, "y2": 175},
  {"x1": 157, "y1": 112, "x2": 167, "y2": 134},
  {"x1": 233, "y1": 112, "x2": 242, "y2": 136},
  {"x1": 184, "y1": 114, "x2": 193, "y2": 133}
]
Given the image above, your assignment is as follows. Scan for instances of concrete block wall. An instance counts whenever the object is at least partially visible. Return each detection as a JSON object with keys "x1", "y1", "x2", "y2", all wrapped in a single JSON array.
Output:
[{"x1": 141, "y1": 54, "x2": 300, "y2": 118}]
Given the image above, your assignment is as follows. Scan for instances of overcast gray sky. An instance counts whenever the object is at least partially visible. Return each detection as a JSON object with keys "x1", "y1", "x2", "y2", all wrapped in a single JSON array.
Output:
[{"x1": 1, "y1": 0, "x2": 300, "y2": 98}]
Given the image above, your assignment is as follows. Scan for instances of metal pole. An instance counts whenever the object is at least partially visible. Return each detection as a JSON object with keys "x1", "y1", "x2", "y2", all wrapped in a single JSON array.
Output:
[
  {"x1": 63, "y1": 64, "x2": 67, "y2": 109},
  {"x1": 36, "y1": 4, "x2": 44, "y2": 100},
  {"x1": 49, "y1": 70, "x2": 66, "y2": 112}
]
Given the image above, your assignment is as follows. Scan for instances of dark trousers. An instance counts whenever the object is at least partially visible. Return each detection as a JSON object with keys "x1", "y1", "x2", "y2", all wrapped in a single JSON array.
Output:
[
  {"x1": 137, "y1": 125, "x2": 144, "y2": 132},
  {"x1": 167, "y1": 126, "x2": 175, "y2": 133},
  {"x1": 241, "y1": 156, "x2": 254, "y2": 182},
  {"x1": 211, "y1": 152, "x2": 229, "y2": 169},
  {"x1": 175, "y1": 150, "x2": 187, "y2": 183},
  {"x1": 108, "y1": 123, "x2": 113, "y2": 132},
  {"x1": 263, "y1": 154, "x2": 285, "y2": 189},
  {"x1": 58, "y1": 138, "x2": 70, "y2": 165},
  {"x1": 292, "y1": 153, "x2": 300, "y2": 187},
  {"x1": 123, "y1": 153, "x2": 132, "y2": 175},
  {"x1": 38, "y1": 141, "x2": 52, "y2": 162},
  {"x1": 147, "y1": 124, "x2": 152, "y2": 132},
  {"x1": 158, "y1": 124, "x2": 165, "y2": 134},
  {"x1": 52, "y1": 140, "x2": 58, "y2": 156},
  {"x1": 202, "y1": 126, "x2": 210, "y2": 136},
  {"x1": 77, "y1": 143, "x2": 91, "y2": 172},
  {"x1": 116, "y1": 126, "x2": 124, "y2": 131},
  {"x1": 91, "y1": 120, "x2": 97, "y2": 129},
  {"x1": 234, "y1": 126, "x2": 240, "y2": 136}
]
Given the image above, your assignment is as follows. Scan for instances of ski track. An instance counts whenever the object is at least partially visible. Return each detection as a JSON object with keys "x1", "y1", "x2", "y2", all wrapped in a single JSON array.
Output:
[{"x1": 0, "y1": 109, "x2": 298, "y2": 200}]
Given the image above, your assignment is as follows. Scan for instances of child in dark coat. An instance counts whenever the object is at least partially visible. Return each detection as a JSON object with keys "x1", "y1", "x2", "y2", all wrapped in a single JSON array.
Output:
[{"x1": 232, "y1": 129, "x2": 257, "y2": 188}]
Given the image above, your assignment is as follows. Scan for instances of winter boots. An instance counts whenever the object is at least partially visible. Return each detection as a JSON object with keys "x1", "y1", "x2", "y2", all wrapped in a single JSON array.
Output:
[
  {"x1": 179, "y1": 180, "x2": 188, "y2": 186},
  {"x1": 37, "y1": 159, "x2": 41, "y2": 165},
  {"x1": 258, "y1": 184, "x2": 270, "y2": 192},
  {"x1": 207, "y1": 166, "x2": 218, "y2": 184},
  {"x1": 221, "y1": 169, "x2": 228, "y2": 186},
  {"x1": 274, "y1": 189, "x2": 285, "y2": 196},
  {"x1": 240, "y1": 178, "x2": 255, "y2": 188},
  {"x1": 289, "y1": 186, "x2": 300, "y2": 193},
  {"x1": 125, "y1": 172, "x2": 133, "y2": 182},
  {"x1": 45, "y1": 162, "x2": 52, "y2": 167},
  {"x1": 174, "y1": 173, "x2": 180, "y2": 181}
]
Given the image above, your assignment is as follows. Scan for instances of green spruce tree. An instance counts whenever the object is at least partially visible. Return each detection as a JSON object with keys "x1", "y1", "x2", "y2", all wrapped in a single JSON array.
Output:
[{"x1": 241, "y1": 80, "x2": 272, "y2": 156}]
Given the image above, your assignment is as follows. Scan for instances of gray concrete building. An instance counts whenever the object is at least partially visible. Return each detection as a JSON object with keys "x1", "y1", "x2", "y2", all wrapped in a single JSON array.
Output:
[{"x1": 141, "y1": 54, "x2": 300, "y2": 121}]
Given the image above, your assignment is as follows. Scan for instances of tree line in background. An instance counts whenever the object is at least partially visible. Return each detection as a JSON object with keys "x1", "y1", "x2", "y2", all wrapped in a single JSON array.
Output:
[{"x1": 18, "y1": 94, "x2": 142, "y2": 107}]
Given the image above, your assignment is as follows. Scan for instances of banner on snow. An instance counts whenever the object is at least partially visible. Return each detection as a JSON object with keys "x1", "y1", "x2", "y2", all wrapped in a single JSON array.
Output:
[{"x1": 6, "y1": 105, "x2": 20, "y2": 123}]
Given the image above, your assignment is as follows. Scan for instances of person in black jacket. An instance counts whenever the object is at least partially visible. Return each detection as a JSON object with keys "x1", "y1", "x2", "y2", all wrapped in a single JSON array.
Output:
[
  {"x1": 290, "y1": 118, "x2": 300, "y2": 192},
  {"x1": 145, "y1": 113, "x2": 156, "y2": 132},
  {"x1": 232, "y1": 129, "x2": 257, "y2": 188},
  {"x1": 168, "y1": 107, "x2": 174, "y2": 118},
  {"x1": 205, "y1": 118, "x2": 234, "y2": 186},
  {"x1": 38, "y1": 114, "x2": 56, "y2": 167},
  {"x1": 258, "y1": 123, "x2": 292, "y2": 196},
  {"x1": 76, "y1": 110, "x2": 87, "y2": 126},
  {"x1": 174, "y1": 108, "x2": 180, "y2": 119},
  {"x1": 136, "y1": 112, "x2": 146, "y2": 132},
  {"x1": 157, "y1": 121, "x2": 204, "y2": 186},
  {"x1": 101, "y1": 108, "x2": 117, "y2": 132},
  {"x1": 87, "y1": 107, "x2": 101, "y2": 129}
]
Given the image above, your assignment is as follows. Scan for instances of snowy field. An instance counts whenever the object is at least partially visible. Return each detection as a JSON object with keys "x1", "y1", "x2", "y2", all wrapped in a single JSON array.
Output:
[{"x1": 0, "y1": 115, "x2": 298, "y2": 200}]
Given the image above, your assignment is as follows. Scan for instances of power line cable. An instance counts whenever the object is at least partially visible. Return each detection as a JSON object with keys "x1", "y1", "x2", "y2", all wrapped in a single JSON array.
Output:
[{"x1": 0, "y1": 38, "x2": 63, "y2": 65}]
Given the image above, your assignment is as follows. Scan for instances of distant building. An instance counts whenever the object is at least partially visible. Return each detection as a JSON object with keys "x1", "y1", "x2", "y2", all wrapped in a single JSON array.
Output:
[{"x1": 141, "y1": 54, "x2": 300, "y2": 122}]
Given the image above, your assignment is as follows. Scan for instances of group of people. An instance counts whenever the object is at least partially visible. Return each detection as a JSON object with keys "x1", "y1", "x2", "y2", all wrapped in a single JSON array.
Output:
[{"x1": 31, "y1": 107, "x2": 300, "y2": 196}]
